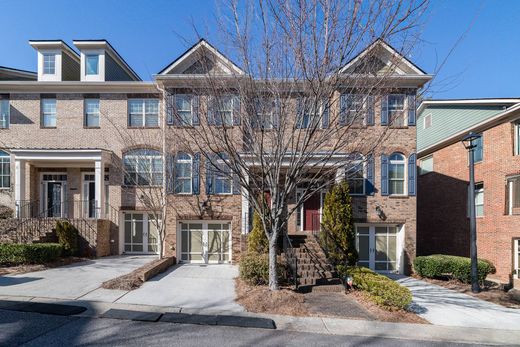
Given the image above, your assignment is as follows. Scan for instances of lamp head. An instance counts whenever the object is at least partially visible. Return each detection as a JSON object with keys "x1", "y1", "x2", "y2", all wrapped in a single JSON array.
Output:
[{"x1": 462, "y1": 132, "x2": 481, "y2": 150}]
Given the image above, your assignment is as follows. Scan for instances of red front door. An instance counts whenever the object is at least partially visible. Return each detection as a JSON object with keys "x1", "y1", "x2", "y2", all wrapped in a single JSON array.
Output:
[{"x1": 304, "y1": 193, "x2": 321, "y2": 231}]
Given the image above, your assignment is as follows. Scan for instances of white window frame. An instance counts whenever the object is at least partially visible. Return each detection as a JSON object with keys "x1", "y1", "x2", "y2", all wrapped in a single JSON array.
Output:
[
  {"x1": 475, "y1": 183, "x2": 484, "y2": 217},
  {"x1": 388, "y1": 153, "x2": 407, "y2": 196},
  {"x1": 84, "y1": 99, "x2": 100, "y2": 128},
  {"x1": 175, "y1": 94, "x2": 194, "y2": 126},
  {"x1": 123, "y1": 149, "x2": 163, "y2": 187},
  {"x1": 214, "y1": 95, "x2": 236, "y2": 126},
  {"x1": 300, "y1": 100, "x2": 327, "y2": 129},
  {"x1": 128, "y1": 99, "x2": 160, "y2": 128},
  {"x1": 42, "y1": 53, "x2": 56, "y2": 75},
  {"x1": 85, "y1": 54, "x2": 99, "y2": 75},
  {"x1": 214, "y1": 157, "x2": 233, "y2": 195},
  {"x1": 419, "y1": 155, "x2": 433, "y2": 175},
  {"x1": 508, "y1": 176, "x2": 520, "y2": 215},
  {"x1": 0, "y1": 151, "x2": 10, "y2": 189},
  {"x1": 388, "y1": 94, "x2": 406, "y2": 127},
  {"x1": 175, "y1": 153, "x2": 193, "y2": 194},
  {"x1": 0, "y1": 99, "x2": 9, "y2": 129},
  {"x1": 255, "y1": 98, "x2": 276, "y2": 129},
  {"x1": 41, "y1": 98, "x2": 57, "y2": 128},
  {"x1": 423, "y1": 113, "x2": 432, "y2": 129},
  {"x1": 344, "y1": 94, "x2": 366, "y2": 126},
  {"x1": 514, "y1": 121, "x2": 520, "y2": 156},
  {"x1": 345, "y1": 154, "x2": 365, "y2": 196},
  {"x1": 514, "y1": 239, "x2": 519, "y2": 279}
]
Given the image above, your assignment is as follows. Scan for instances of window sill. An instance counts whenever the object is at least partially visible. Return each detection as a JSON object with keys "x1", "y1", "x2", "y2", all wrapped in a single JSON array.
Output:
[
  {"x1": 388, "y1": 126, "x2": 409, "y2": 129},
  {"x1": 40, "y1": 127, "x2": 57, "y2": 129},
  {"x1": 127, "y1": 126, "x2": 161, "y2": 129},
  {"x1": 388, "y1": 195, "x2": 409, "y2": 199},
  {"x1": 84, "y1": 126, "x2": 101, "y2": 129},
  {"x1": 0, "y1": 128, "x2": 9, "y2": 130}
]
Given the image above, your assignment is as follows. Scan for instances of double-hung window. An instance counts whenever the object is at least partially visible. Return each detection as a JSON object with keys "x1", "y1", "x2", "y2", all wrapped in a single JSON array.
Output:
[
  {"x1": 344, "y1": 94, "x2": 364, "y2": 126},
  {"x1": 214, "y1": 156, "x2": 232, "y2": 194},
  {"x1": 388, "y1": 94, "x2": 405, "y2": 127},
  {"x1": 175, "y1": 94, "x2": 194, "y2": 125},
  {"x1": 507, "y1": 176, "x2": 520, "y2": 215},
  {"x1": 43, "y1": 53, "x2": 56, "y2": 75},
  {"x1": 388, "y1": 153, "x2": 406, "y2": 195},
  {"x1": 213, "y1": 96, "x2": 237, "y2": 126},
  {"x1": 475, "y1": 183, "x2": 484, "y2": 217},
  {"x1": 175, "y1": 153, "x2": 192, "y2": 194},
  {"x1": 84, "y1": 99, "x2": 100, "y2": 128},
  {"x1": 345, "y1": 153, "x2": 365, "y2": 195},
  {"x1": 123, "y1": 149, "x2": 162, "y2": 186},
  {"x1": 515, "y1": 121, "x2": 520, "y2": 156},
  {"x1": 254, "y1": 98, "x2": 276, "y2": 129},
  {"x1": 41, "y1": 98, "x2": 56, "y2": 128},
  {"x1": 0, "y1": 99, "x2": 9, "y2": 129},
  {"x1": 85, "y1": 55, "x2": 99, "y2": 75},
  {"x1": 128, "y1": 99, "x2": 159, "y2": 127},
  {"x1": 0, "y1": 151, "x2": 9, "y2": 189}
]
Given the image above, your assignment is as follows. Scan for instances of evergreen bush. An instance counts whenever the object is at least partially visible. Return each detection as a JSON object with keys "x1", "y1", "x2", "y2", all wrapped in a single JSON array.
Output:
[{"x1": 55, "y1": 220, "x2": 79, "y2": 256}]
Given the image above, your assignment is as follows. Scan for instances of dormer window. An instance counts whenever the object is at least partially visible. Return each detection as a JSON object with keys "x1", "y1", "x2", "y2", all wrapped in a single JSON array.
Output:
[
  {"x1": 43, "y1": 53, "x2": 56, "y2": 75},
  {"x1": 86, "y1": 55, "x2": 99, "y2": 75}
]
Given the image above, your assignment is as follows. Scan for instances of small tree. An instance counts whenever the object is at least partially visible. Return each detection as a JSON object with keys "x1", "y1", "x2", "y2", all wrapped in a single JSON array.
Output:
[
  {"x1": 321, "y1": 181, "x2": 358, "y2": 266},
  {"x1": 247, "y1": 210, "x2": 269, "y2": 254},
  {"x1": 55, "y1": 220, "x2": 79, "y2": 256}
]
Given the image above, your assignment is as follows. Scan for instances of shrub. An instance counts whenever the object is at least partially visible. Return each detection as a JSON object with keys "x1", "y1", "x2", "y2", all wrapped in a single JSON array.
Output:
[
  {"x1": 55, "y1": 220, "x2": 79, "y2": 256},
  {"x1": 239, "y1": 252, "x2": 284, "y2": 285},
  {"x1": 320, "y1": 181, "x2": 358, "y2": 266},
  {"x1": 414, "y1": 254, "x2": 496, "y2": 284},
  {"x1": 0, "y1": 205, "x2": 14, "y2": 219},
  {"x1": 338, "y1": 266, "x2": 412, "y2": 310},
  {"x1": 0, "y1": 243, "x2": 63, "y2": 265},
  {"x1": 247, "y1": 211, "x2": 269, "y2": 254}
]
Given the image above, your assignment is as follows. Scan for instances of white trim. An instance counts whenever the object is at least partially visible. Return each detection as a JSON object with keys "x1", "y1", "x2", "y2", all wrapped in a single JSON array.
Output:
[
  {"x1": 423, "y1": 113, "x2": 432, "y2": 129},
  {"x1": 121, "y1": 211, "x2": 160, "y2": 255},
  {"x1": 11, "y1": 149, "x2": 106, "y2": 162},
  {"x1": 80, "y1": 49, "x2": 105, "y2": 82},
  {"x1": 388, "y1": 153, "x2": 407, "y2": 196},
  {"x1": 177, "y1": 220, "x2": 232, "y2": 264},
  {"x1": 418, "y1": 99, "x2": 520, "y2": 114},
  {"x1": 514, "y1": 239, "x2": 519, "y2": 280},
  {"x1": 40, "y1": 171, "x2": 68, "y2": 218}
]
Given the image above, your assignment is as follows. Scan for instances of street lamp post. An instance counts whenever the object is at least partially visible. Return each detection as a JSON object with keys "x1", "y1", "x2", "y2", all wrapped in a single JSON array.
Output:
[{"x1": 462, "y1": 132, "x2": 481, "y2": 293}]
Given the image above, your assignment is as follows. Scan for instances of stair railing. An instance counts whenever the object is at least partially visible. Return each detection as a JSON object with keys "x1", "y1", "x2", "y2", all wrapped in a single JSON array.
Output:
[{"x1": 283, "y1": 231, "x2": 298, "y2": 290}]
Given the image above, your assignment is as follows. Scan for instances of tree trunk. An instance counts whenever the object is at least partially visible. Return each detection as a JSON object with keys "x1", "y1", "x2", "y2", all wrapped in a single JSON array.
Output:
[{"x1": 268, "y1": 232, "x2": 279, "y2": 290}]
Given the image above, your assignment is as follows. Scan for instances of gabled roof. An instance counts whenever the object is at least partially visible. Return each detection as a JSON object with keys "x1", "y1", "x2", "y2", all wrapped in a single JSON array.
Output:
[
  {"x1": 28, "y1": 40, "x2": 80, "y2": 63},
  {"x1": 0, "y1": 66, "x2": 37, "y2": 81},
  {"x1": 158, "y1": 39, "x2": 244, "y2": 76},
  {"x1": 340, "y1": 39, "x2": 427, "y2": 76},
  {"x1": 73, "y1": 40, "x2": 141, "y2": 81}
]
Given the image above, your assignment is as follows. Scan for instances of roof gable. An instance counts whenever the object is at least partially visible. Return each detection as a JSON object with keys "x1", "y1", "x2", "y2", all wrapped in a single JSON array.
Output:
[
  {"x1": 340, "y1": 39, "x2": 426, "y2": 76},
  {"x1": 158, "y1": 39, "x2": 244, "y2": 76}
]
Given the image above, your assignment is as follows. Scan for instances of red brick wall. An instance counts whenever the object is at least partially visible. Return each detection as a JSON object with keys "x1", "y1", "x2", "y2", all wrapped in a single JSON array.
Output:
[{"x1": 418, "y1": 121, "x2": 520, "y2": 283}]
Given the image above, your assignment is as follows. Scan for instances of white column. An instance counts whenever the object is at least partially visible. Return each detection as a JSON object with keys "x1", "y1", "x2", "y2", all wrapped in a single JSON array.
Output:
[
  {"x1": 241, "y1": 172, "x2": 249, "y2": 234},
  {"x1": 94, "y1": 160, "x2": 105, "y2": 219},
  {"x1": 335, "y1": 167, "x2": 345, "y2": 183},
  {"x1": 14, "y1": 159, "x2": 25, "y2": 217}
]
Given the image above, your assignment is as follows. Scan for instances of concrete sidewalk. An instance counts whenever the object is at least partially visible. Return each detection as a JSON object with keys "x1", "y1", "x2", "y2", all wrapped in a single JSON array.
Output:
[
  {"x1": 0, "y1": 295, "x2": 519, "y2": 346},
  {"x1": 394, "y1": 275, "x2": 520, "y2": 330}
]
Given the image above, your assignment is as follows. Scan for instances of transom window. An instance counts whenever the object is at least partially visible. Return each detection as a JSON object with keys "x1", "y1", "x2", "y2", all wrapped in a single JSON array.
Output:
[
  {"x1": 345, "y1": 153, "x2": 365, "y2": 195},
  {"x1": 84, "y1": 99, "x2": 100, "y2": 128},
  {"x1": 0, "y1": 99, "x2": 9, "y2": 129},
  {"x1": 85, "y1": 55, "x2": 99, "y2": 75},
  {"x1": 43, "y1": 53, "x2": 56, "y2": 75},
  {"x1": 123, "y1": 149, "x2": 162, "y2": 186},
  {"x1": 175, "y1": 152, "x2": 192, "y2": 194},
  {"x1": 128, "y1": 99, "x2": 159, "y2": 127},
  {"x1": 0, "y1": 151, "x2": 10, "y2": 189},
  {"x1": 388, "y1": 94, "x2": 405, "y2": 127},
  {"x1": 175, "y1": 94, "x2": 194, "y2": 125},
  {"x1": 388, "y1": 153, "x2": 406, "y2": 195},
  {"x1": 41, "y1": 98, "x2": 57, "y2": 128}
]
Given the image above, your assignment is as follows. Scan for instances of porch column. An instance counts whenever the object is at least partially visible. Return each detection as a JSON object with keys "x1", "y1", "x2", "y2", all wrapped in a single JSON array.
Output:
[
  {"x1": 14, "y1": 159, "x2": 26, "y2": 217},
  {"x1": 241, "y1": 172, "x2": 249, "y2": 234},
  {"x1": 335, "y1": 167, "x2": 345, "y2": 183},
  {"x1": 94, "y1": 160, "x2": 105, "y2": 219}
]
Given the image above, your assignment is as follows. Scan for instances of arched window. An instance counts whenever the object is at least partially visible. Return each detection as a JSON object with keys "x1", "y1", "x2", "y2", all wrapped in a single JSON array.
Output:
[
  {"x1": 123, "y1": 149, "x2": 162, "y2": 186},
  {"x1": 388, "y1": 153, "x2": 406, "y2": 195},
  {"x1": 175, "y1": 152, "x2": 192, "y2": 194},
  {"x1": 345, "y1": 152, "x2": 365, "y2": 195},
  {"x1": 0, "y1": 151, "x2": 9, "y2": 189}
]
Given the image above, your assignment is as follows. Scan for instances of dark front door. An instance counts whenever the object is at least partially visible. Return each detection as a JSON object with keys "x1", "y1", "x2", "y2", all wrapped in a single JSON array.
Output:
[
  {"x1": 47, "y1": 182, "x2": 62, "y2": 217},
  {"x1": 304, "y1": 193, "x2": 321, "y2": 231},
  {"x1": 88, "y1": 181, "x2": 96, "y2": 218}
]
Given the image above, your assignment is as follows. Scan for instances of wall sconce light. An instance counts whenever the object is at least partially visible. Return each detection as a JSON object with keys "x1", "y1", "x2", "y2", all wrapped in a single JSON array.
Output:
[{"x1": 375, "y1": 205, "x2": 386, "y2": 220}]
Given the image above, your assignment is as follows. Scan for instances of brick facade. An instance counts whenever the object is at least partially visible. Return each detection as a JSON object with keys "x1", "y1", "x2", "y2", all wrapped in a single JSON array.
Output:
[{"x1": 418, "y1": 120, "x2": 520, "y2": 284}]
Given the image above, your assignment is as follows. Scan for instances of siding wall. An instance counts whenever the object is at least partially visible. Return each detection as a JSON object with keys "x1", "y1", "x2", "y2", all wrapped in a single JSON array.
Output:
[
  {"x1": 61, "y1": 53, "x2": 80, "y2": 81},
  {"x1": 105, "y1": 54, "x2": 133, "y2": 81}
]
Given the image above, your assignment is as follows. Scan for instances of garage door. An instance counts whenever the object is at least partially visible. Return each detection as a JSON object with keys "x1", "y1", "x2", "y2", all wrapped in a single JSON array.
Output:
[{"x1": 179, "y1": 222, "x2": 231, "y2": 263}]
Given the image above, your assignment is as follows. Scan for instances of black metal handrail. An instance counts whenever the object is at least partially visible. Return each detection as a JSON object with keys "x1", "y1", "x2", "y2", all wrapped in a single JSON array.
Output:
[{"x1": 283, "y1": 231, "x2": 298, "y2": 290}]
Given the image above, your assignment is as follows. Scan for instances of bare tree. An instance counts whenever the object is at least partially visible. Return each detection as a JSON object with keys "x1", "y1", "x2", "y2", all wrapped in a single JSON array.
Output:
[{"x1": 160, "y1": 0, "x2": 431, "y2": 290}]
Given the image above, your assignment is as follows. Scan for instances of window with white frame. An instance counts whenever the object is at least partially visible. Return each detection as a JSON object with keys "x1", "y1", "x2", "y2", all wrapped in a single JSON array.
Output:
[
  {"x1": 299, "y1": 99, "x2": 327, "y2": 129},
  {"x1": 175, "y1": 152, "x2": 192, "y2": 194},
  {"x1": 0, "y1": 99, "x2": 9, "y2": 129},
  {"x1": 423, "y1": 113, "x2": 432, "y2": 129},
  {"x1": 175, "y1": 94, "x2": 194, "y2": 125},
  {"x1": 85, "y1": 55, "x2": 99, "y2": 75},
  {"x1": 0, "y1": 151, "x2": 9, "y2": 189},
  {"x1": 507, "y1": 176, "x2": 520, "y2": 215},
  {"x1": 475, "y1": 183, "x2": 484, "y2": 217},
  {"x1": 128, "y1": 99, "x2": 159, "y2": 127},
  {"x1": 419, "y1": 155, "x2": 433, "y2": 175},
  {"x1": 214, "y1": 157, "x2": 232, "y2": 194},
  {"x1": 343, "y1": 94, "x2": 364, "y2": 126},
  {"x1": 514, "y1": 121, "x2": 520, "y2": 156},
  {"x1": 84, "y1": 99, "x2": 100, "y2": 128},
  {"x1": 345, "y1": 153, "x2": 365, "y2": 195},
  {"x1": 514, "y1": 239, "x2": 519, "y2": 279},
  {"x1": 123, "y1": 149, "x2": 162, "y2": 186},
  {"x1": 41, "y1": 98, "x2": 56, "y2": 127},
  {"x1": 472, "y1": 135, "x2": 483, "y2": 163},
  {"x1": 254, "y1": 98, "x2": 277, "y2": 129},
  {"x1": 388, "y1": 153, "x2": 406, "y2": 195},
  {"x1": 388, "y1": 94, "x2": 405, "y2": 127},
  {"x1": 213, "y1": 96, "x2": 237, "y2": 126},
  {"x1": 43, "y1": 53, "x2": 56, "y2": 75}
]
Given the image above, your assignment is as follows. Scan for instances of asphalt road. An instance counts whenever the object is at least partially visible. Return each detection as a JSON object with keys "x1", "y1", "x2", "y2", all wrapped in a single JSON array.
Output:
[{"x1": 0, "y1": 309, "x2": 497, "y2": 347}]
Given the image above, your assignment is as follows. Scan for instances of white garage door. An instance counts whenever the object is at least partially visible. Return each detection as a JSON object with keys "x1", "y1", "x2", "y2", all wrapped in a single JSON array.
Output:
[{"x1": 179, "y1": 221, "x2": 231, "y2": 264}]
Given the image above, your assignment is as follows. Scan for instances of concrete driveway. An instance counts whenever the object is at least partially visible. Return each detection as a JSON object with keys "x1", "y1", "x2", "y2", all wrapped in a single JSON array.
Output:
[
  {"x1": 0, "y1": 255, "x2": 154, "y2": 301},
  {"x1": 116, "y1": 264, "x2": 244, "y2": 313}
]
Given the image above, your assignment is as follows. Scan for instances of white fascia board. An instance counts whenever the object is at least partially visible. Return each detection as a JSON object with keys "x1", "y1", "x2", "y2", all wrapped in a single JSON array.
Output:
[
  {"x1": 418, "y1": 99, "x2": 520, "y2": 114},
  {"x1": 0, "y1": 81, "x2": 157, "y2": 93},
  {"x1": 29, "y1": 41, "x2": 80, "y2": 62},
  {"x1": 11, "y1": 149, "x2": 106, "y2": 161}
]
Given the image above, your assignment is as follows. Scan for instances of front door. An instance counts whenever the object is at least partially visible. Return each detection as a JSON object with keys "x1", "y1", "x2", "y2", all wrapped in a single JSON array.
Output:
[
  {"x1": 41, "y1": 174, "x2": 67, "y2": 218},
  {"x1": 180, "y1": 222, "x2": 231, "y2": 263},
  {"x1": 48, "y1": 182, "x2": 62, "y2": 217},
  {"x1": 356, "y1": 225, "x2": 399, "y2": 272},
  {"x1": 123, "y1": 213, "x2": 159, "y2": 254},
  {"x1": 82, "y1": 174, "x2": 96, "y2": 219}
]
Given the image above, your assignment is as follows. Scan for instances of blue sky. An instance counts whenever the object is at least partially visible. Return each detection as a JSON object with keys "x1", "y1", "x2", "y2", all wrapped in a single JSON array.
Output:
[{"x1": 0, "y1": 0, "x2": 518, "y2": 99}]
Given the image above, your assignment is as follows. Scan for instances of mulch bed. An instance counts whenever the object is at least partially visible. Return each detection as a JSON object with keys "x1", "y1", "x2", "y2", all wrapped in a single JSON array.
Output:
[
  {"x1": 102, "y1": 257, "x2": 174, "y2": 291},
  {"x1": 414, "y1": 275, "x2": 520, "y2": 309},
  {"x1": 235, "y1": 278, "x2": 427, "y2": 323},
  {"x1": 0, "y1": 257, "x2": 88, "y2": 276}
]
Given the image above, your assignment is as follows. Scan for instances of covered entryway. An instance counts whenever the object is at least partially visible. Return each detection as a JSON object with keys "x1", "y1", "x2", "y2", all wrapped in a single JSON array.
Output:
[
  {"x1": 356, "y1": 224, "x2": 403, "y2": 273},
  {"x1": 178, "y1": 221, "x2": 231, "y2": 263},
  {"x1": 123, "y1": 212, "x2": 159, "y2": 254},
  {"x1": 296, "y1": 190, "x2": 326, "y2": 232}
]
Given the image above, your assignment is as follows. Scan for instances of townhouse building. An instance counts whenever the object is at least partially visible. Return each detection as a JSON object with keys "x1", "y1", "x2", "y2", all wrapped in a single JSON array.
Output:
[
  {"x1": 417, "y1": 99, "x2": 520, "y2": 287},
  {"x1": 0, "y1": 38, "x2": 430, "y2": 275}
]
